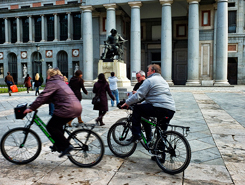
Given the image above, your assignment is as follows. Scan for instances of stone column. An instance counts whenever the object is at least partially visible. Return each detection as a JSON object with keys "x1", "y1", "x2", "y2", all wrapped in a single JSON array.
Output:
[
  {"x1": 67, "y1": 12, "x2": 71, "y2": 41},
  {"x1": 129, "y1": 2, "x2": 142, "y2": 82},
  {"x1": 160, "y1": 0, "x2": 173, "y2": 85},
  {"x1": 54, "y1": 13, "x2": 58, "y2": 41},
  {"x1": 214, "y1": 0, "x2": 229, "y2": 85},
  {"x1": 186, "y1": 0, "x2": 200, "y2": 86},
  {"x1": 4, "y1": 18, "x2": 10, "y2": 44},
  {"x1": 28, "y1": 16, "x2": 33, "y2": 42},
  {"x1": 103, "y1": 4, "x2": 117, "y2": 37},
  {"x1": 80, "y1": 6, "x2": 94, "y2": 84},
  {"x1": 80, "y1": 11, "x2": 83, "y2": 39},
  {"x1": 41, "y1": 15, "x2": 46, "y2": 42},
  {"x1": 16, "y1": 17, "x2": 21, "y2": 43}
]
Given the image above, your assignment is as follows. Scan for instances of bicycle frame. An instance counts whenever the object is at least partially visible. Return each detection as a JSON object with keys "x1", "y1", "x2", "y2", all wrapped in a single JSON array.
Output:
[{"x1": 26, "y1": 110, "x2": 55, "y2": 144}]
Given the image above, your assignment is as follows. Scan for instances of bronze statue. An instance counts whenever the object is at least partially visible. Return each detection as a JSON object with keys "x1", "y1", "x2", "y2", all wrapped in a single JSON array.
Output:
[{"x1": 101, "y1": 29, "x2": 127, "y2": 60}]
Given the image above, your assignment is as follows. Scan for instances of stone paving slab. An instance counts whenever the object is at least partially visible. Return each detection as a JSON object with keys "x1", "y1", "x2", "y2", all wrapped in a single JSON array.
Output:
[{"x1": 1, "y1": 87, "x2": 245, "y2": 184}]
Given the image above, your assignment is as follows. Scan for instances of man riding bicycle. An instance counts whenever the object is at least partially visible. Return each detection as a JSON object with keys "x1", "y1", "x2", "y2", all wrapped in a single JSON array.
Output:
[{"x1": 121, "y1": 64, "x2": 176, "y2": 145}]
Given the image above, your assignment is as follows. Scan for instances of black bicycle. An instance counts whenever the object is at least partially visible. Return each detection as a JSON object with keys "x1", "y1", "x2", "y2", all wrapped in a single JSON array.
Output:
[
  {"x1": 107, "y1": 106, "x2": 191, "y2": 175},
  {"x1": 0, "y1": 103, "x2": 104, "y2": 167}
]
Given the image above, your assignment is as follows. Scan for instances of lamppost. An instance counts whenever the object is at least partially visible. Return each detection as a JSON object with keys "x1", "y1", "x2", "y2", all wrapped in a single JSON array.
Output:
[{"x1": 34, "y1": 44, "x2": 43, "y2": 74}]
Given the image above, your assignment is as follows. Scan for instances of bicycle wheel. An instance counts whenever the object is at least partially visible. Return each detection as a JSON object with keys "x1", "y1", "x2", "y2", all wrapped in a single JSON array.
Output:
[
  {"x1": 154, "y1": 131, "x2": 191, "y2": 175},
  {"x1": 67, "y1": 129, "x2": 104, "y2": 167},
  {"x1": 107, "y1": 122, "x2": 137, "y2": 158},
  {"x1": 0, "y1": 127, "x2": 42, "y2": 164}
]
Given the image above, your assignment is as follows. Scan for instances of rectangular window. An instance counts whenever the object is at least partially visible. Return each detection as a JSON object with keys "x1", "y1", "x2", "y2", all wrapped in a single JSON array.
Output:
[
  {"x1": 202, "y1": 10, "x2": 210, "y2": 26},
  {"x1": 60, "y1": 14, "x2": 68, "y2": 41},
  {"x1": 47, "y1": 15, "x2": 54, "y2": 41},
  {"x1": 34, "y1": 17, "x2": 41, "y2": 42},
  {"x1": 228, "y1": 11, "x2": 236, "y2": 33},
  {"x1": 44, "y1": 3, "x2": 53, "y2": 6},
  {"x1": 0, "y1": 20, "x2": 5, "y2": 44},
  {"x1": 22, "y1": 17, "x2": 29, "y2": 43},
  {"x1": 10, "y1": 19, "x2": 17, "y2": 43},
  {"x1": 68, "y1": 1, "x2": 78, "y2": 4},
  {"x1": 73, "y1": 13, "x2": 81, "y2": 40}
]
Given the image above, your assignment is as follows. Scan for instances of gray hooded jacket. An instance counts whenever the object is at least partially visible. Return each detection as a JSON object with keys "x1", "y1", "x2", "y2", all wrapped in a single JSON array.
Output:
[{"x1": 126, "y1": 73, "x2": 176, "y2": 112}]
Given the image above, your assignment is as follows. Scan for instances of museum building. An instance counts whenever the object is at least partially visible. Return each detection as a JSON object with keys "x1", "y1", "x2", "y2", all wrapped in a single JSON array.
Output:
[{"x1": 0, "y1": 0, "x2": 243, "y2": 86}]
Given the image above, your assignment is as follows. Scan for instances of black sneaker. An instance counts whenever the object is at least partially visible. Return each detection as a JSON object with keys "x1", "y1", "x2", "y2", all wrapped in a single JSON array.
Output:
[
  {"x1": 59, "y1": 145, "x2": 73, "y2": 158},
  {"x1": 151, "y1": 156, "x2": 165, "y2": 163}
]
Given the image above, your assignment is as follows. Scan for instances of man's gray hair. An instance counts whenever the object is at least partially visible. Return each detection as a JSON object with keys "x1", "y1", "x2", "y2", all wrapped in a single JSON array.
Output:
[{"x1": 136, "y1": 70, "x2": 145, "y2": 76}]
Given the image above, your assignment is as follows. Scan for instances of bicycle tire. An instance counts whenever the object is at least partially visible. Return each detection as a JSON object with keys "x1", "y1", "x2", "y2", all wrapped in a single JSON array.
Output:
[
  {"x1": 154, "y1": 130, "x2": 191, "y2": 175},
  {"x1": 115, "y1": 117, "x2": 128, "y2": 124},
  {"x1": 0, "y1": 127, "x2": 42, "y2": 164},
  {"x1": 107, "y1": 122, "x2": 137, "y2": 158},
  {"x1": 67, "y1": 129, "x2": 104, "y2": 167}
]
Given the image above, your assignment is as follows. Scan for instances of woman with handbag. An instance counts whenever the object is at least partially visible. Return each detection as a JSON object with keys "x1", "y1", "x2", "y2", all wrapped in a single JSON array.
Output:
[
  {"x1": 67, "y1": 70, "x2": 88, "y2": 126},
  {"x1": 93, "y1": 73, "x2": 115, "y2": 126},
  {"x1": 24, "y1": 74, "x2": 32, "y2": 93}
]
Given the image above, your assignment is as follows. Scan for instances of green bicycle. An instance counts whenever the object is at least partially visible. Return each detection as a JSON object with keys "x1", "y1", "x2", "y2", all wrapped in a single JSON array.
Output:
[
  {"x1": 0, "y1": 103, "x2": 104, "y2": 167},
  {"x1": 107, "y1": 106, "x2": 191, "y2": 175}
]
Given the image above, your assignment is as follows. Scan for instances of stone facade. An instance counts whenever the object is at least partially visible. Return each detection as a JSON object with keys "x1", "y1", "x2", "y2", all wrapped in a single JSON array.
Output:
[{"x1": 0, "y1": 0, "x2": 244, "y2": 86}]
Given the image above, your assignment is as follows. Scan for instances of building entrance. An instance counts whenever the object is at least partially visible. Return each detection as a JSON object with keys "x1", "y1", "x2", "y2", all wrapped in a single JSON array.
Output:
[
  {"x1": 8, "y1": 53, "x2": 17, "y2": 83},
  {"x1": 228, "y1": 57, "x2": 237, "y2": 85}
]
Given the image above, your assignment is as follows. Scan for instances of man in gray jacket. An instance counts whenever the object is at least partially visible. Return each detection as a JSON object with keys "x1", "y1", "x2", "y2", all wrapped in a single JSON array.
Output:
[{"x1": 121, "y1": 64, "x2": 176, "y2": 143}]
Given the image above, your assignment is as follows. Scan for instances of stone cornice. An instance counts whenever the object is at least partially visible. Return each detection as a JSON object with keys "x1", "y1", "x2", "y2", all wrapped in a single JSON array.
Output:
[
  {"x1": 159, "y1": 0, "x2": 173, "y2": 5},
  {"x1": 128, "y1": 1, "x2": 142, "y2": 8},
  {"x1": 103, "y1": 4, "x2": 118, "y2": 10}
]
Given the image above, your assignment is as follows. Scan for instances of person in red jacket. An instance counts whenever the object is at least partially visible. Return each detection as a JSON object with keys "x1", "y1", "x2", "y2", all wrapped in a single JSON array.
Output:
[{"x1": 24, "y1": 67, "x2": 82, "y2": 157}]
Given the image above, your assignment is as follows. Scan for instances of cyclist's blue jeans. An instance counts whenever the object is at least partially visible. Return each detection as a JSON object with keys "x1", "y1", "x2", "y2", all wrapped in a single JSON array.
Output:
[
  {"x1": 111, "y1": 89, "x2": 120, "y2": 106},
  {"x1": 131, "y1": 103, "x2": 175, "y2": 141},
  {"x1": 49, "y1": 103, "x2": 54, "y2": 116}
]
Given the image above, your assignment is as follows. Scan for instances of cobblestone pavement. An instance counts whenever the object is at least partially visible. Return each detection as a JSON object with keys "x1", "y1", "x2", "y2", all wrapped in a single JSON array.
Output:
[{"x1": 0, "y1": 86, "x2": 245, "y2": 185}]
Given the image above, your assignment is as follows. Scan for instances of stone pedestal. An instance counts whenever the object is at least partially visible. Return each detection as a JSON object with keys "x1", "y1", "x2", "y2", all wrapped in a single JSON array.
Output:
[{"x1": 97, "y1": 60, "x2": 131, "y2": 87}]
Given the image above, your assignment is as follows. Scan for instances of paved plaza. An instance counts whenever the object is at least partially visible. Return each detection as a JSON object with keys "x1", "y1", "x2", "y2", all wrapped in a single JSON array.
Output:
[{"x1": 0, "y1": 86, "x2": 245, "y2": 185}]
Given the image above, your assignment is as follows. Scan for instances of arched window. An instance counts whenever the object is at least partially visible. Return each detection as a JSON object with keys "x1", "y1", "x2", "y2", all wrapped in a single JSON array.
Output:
[
  {"x1": 8, "y1": 53, "x2": 17, "y2": 83},
  {"x1": 57, "y1": 51, "x2": 68, "y2": 77}
]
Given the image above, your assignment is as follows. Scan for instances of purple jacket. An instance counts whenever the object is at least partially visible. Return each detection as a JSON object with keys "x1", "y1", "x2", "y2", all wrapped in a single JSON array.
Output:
[{"x1": 30, "y1": 75, "x2": 82, "y2": 118}]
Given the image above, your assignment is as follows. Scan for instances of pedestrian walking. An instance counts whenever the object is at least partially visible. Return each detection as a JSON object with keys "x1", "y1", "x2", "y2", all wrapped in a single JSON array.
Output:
[
  {"x1": 24, "y1": 74, "x2": 32, "y2": 93},
  {"x1": 4, "y1": 72, "x2": 15, "y2": 96},
  {"x1": 23, "y1": 67, "x2": 82, "y2": 158},
  {"x1": 67, "y1": 70, "x2": 88, "y2": 126},
  {"x1": 108, "y1": 72, "x2": 119, "y2": 107},
  {"x1": 34, "y1": 73, "x2": 42, "y2": 96},
  {"x1": 93, "y1": 73, "x2": 115, "y2": 126}
]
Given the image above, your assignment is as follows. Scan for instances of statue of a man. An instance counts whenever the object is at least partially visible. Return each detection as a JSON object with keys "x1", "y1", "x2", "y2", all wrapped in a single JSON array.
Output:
[
  {"x1": 23, "y1": 64, "x2": 27, "y2": 78},
  {"x1": 101, "y1": 29, "x2": 127, "y2": 60}
]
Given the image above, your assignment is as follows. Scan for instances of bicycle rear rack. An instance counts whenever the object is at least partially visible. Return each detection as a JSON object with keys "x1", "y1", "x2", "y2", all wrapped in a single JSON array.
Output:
[{"x1": 167, "y1": 124, "x2": 190, "y2": 137}]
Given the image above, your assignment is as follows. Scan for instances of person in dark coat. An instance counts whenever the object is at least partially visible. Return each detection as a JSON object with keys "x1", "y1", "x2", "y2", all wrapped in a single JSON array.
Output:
[
  {"x1": 24, "y1": 68, "x2": 82, "y2": 158},
  {"x1": 34, "y1": 73, "x2": 42, "y2": 96},
  {"x1": 68, "y1": 70, "x2": 88, "y2": 126},
  {"x1": 93, "y1": 73, "x2": 115, "y2": 126},
  {"x1": 24, "y1": 74, "x2": 32, "y2": 93}
]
